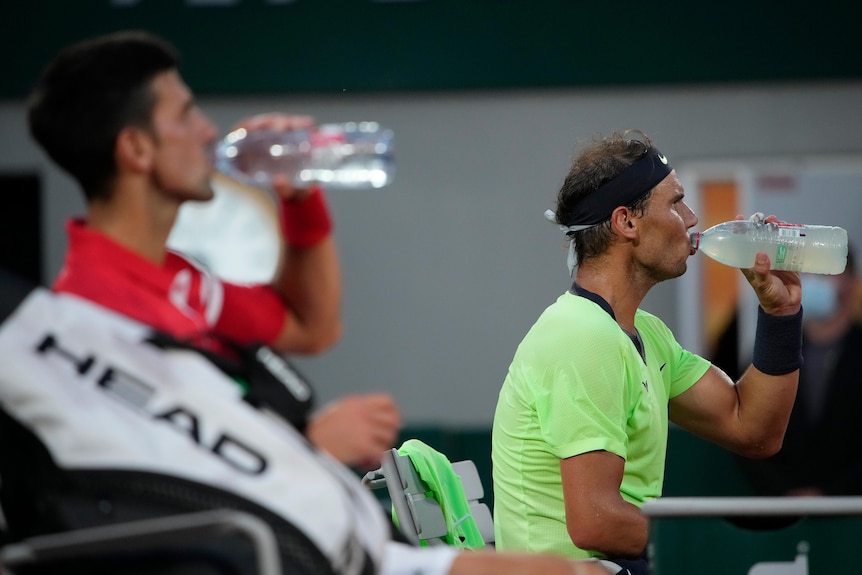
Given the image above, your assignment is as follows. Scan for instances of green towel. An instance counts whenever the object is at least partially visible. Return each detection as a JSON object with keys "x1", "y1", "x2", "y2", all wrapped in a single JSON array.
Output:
[{"x1": 398, "y1": 439, "x2": 486, "y2": 549}]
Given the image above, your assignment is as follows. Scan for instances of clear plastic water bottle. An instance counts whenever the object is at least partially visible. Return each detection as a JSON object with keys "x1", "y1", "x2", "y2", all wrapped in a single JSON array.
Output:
[
  {"x1": 215, "y1": 121, "x2": 395, "y2": 191},
  {"x1": 690, "y1": 220, "x2": 848, "y2": 274}
]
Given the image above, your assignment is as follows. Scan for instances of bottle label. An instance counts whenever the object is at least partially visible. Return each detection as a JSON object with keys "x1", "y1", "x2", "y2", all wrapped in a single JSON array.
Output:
[
  {"x1": 776, "y1": 244, "x2": 787, "y2": 265},
  {"x1": 777, "y1": 225, "x2": 803, "y2": 238}
]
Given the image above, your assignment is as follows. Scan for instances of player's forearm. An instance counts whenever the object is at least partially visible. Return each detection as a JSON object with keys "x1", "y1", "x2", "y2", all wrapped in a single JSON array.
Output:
[
  {"x1": 449, "y1": 551, "x2": 611, "y2": 575},
  {"x1": 275, "y1": 236, "x2": 342, "y2": 352},
  {"x1": 733, "y1": 365, "x2": 798, "y2": 458},
  {"x1": 733, "y1": 306, "x2": 802, "y2": 457},
  {"x1": 272, "y1": 187, "x2": 342, "y2": 353}
]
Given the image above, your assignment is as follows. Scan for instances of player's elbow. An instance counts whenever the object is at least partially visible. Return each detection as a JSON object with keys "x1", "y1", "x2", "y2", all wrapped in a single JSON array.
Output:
[
  {"x1": 310, "y1": 322, "x2": 343, "y2": 353},
  {"x1": 567, "y1": 523, "x2": 603, "y2": 553},
  {"x1": 744, "y1": 441, "x2": 783, "y2": 459},
  {"x1": 299, "y1": 322, "x2": 342, "y2": 355},
  {"x1": 271, "y1": 320, "x2": 343, "y2": 356},
  {"x1": 566, "y1": 506, "x2": 648, "y2": 558},
  {"x1": 566, "y1": 522, "x2": 630, "y2": 558},
  {"x1": 737, "y1": 433, "x2": 785, "y2": 459}
]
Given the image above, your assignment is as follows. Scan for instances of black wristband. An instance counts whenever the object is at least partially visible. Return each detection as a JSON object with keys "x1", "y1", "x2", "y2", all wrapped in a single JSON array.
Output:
[{"x1": 752, "y1": 306, "x2": 803, "y2": 375}]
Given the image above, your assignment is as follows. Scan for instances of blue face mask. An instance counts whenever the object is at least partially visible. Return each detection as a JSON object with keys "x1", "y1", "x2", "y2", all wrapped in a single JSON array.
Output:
[{"x1": 801, "y1": 275, "x2": 838, "y2": 320}]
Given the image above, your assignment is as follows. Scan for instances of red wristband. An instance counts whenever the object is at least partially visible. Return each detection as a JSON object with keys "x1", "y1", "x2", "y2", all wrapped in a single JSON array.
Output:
[{"x1": 279, "y1": 186, "x2": 333, "y2": 248}]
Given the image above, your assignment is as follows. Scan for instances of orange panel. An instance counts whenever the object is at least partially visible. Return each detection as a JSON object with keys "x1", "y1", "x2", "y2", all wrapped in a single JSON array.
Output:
[{"x1": 701, "y1": 181, "x2": 739, "y2": 356}]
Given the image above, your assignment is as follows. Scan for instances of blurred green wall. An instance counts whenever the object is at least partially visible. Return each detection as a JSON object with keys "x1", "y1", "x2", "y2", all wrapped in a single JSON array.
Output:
[{"x1": 3, "y1": 0, "x2": 861, "y2": 98}]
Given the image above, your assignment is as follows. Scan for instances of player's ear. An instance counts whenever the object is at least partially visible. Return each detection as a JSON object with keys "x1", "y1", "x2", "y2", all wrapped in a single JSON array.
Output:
[{"x1": 116, "y1": 126, "x2": 155, "y2": 173}]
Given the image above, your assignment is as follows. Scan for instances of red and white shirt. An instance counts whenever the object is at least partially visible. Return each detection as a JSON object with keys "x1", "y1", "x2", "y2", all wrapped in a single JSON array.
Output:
[{"x1": 53, "y1": 219, "x2": 286, "y2": 350}]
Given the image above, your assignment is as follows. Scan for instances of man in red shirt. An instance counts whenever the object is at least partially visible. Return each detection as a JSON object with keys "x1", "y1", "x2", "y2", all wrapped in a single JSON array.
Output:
[{"x1": 28, "y1": 29, "x2": 399, "y2": 469}]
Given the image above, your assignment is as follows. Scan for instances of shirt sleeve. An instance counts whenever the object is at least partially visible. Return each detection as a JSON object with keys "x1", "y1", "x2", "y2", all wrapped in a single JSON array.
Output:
[
  {"x1": 214, "y1": 282, "x2": 288, "y2": 346},
  {"x1": 668, "y1": 343, "x2": 711, "y2": 398},
  {"x1": 380, "y1": 541, "x2": 458, "y2": 575},
  {"x1": 638, "y1": 312, "x2": 710, "y2": 399}
]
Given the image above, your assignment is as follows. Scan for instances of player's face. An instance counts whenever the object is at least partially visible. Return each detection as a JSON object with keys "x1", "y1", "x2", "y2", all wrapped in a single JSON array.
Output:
[
  {"x1": 636, "y1": 171, "x2": 699, "y2": 281},
  {"x1": 147, "y1": 70, "x2": 218, "y2": 202}
]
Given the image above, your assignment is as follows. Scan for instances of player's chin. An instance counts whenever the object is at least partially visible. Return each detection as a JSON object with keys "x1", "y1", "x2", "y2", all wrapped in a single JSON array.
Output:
[
  {"x1": 653, "y1": 262, "x2": 686, "y2": 283},
  {"x1": 667, "y1": 257, "x2": 689, "y2": 280},
  {"x1": 190, "y1": 178, "x2": 216, "y2": 202}
]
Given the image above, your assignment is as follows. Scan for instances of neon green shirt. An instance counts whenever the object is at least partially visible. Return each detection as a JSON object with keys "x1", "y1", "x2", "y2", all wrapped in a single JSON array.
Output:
[{"x1": 491, "y1": 289, "x2": 710, "y2": 559}]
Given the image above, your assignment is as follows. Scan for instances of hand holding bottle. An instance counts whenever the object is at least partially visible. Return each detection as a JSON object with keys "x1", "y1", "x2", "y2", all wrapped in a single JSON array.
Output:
[
  {"x1": 226, "y1": 113, "x2": 317, "y2": 202},
  {"x1": 728, "y1": 213, "x2": 803, "y2": 317}
]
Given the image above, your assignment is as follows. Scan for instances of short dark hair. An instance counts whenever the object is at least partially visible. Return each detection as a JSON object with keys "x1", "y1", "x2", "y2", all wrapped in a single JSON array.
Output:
[
  {"x1": 27, "y1": 30, "x2": 179, "y2": 201},
  {"x1": 556, "y1": 130, "x2": 655, "y2": 264}
]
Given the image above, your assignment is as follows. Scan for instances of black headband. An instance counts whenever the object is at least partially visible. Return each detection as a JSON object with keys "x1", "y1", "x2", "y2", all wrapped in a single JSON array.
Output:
[{"x1": 556, "y1": 146, "x2": 673, "y2": 232}]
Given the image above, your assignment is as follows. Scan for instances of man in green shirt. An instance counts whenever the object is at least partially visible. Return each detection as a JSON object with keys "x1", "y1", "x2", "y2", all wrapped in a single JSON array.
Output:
[{"x1": 492, "y1": 131, "x2": 803, "y2": 575}]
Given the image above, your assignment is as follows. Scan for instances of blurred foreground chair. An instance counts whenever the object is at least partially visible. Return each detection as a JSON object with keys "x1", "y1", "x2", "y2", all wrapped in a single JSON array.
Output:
[
  {"x1": 0, "y1": 267, "x2": 346, "y2": 575},
  {"x1": 363, "y1": 439, "x2": 493, "y2": 549},
  {"x1": 0, "y1": 269, "x2": 278, "y2": 574},
  {"x1": 0, "y1": 509, "x2": 280, "y2": 575}
]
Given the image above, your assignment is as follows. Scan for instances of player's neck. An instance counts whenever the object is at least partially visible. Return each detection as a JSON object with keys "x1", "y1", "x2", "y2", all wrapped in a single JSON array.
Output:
[
  {"x1": 575, "y1": 261, "x2": 649, "y2": 332},
  {"x1": 87, "y1": 185, "x2": 179, "y2": 266}
]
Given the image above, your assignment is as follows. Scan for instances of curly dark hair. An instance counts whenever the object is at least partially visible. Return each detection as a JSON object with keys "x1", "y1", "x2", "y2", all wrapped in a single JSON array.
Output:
[{"x1": 555, "y1": 130, "x2": 656, "y2": 264}]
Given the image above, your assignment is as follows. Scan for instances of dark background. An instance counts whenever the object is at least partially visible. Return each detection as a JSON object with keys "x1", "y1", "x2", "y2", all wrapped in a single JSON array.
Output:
[{"x1": 2, "y1": 0, "x2": 860, "y2": 98}]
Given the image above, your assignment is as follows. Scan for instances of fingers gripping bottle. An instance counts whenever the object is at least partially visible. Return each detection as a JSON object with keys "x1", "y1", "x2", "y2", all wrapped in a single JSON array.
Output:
[{"x1": 690, "y1": 219, "x2": 848, "y2": 274}]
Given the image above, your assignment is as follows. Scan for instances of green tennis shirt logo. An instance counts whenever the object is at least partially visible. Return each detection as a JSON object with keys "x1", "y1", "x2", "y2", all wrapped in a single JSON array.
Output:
[{"x1": 776, "y1": 245, "x2": 787, "y2": 264}]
